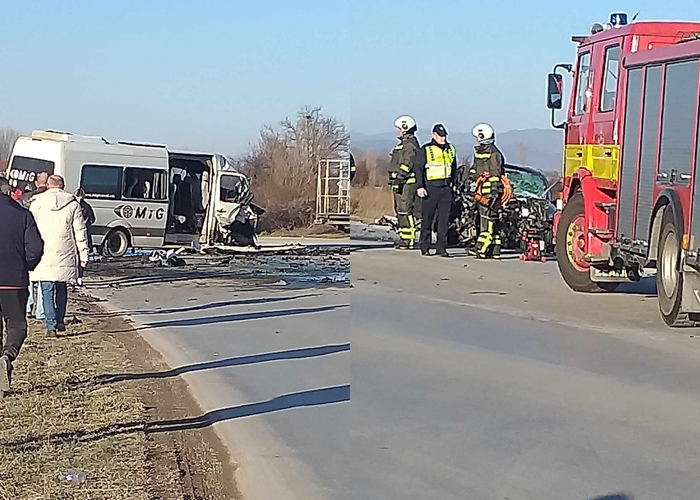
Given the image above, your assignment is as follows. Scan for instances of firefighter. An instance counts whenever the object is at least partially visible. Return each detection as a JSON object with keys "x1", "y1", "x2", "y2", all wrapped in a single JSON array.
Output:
[
  {"x1": 388, "y1": 115, "x2": 421, "y2": 249},
  {"x1": 471, "y1": 123, "x2": 506, "y2": 259},
  {"x1": 415, "y1": 123, "x2": 457, "y2": 257}
]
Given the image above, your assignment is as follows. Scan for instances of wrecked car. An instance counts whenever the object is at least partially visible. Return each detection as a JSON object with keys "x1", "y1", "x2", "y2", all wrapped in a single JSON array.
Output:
[{"x1": 449, "y1": 163, "x2": 556, "y2": 253}]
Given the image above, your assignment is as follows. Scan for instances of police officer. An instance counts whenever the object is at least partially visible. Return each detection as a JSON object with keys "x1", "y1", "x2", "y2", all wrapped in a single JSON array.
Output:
[
  {"x1": 471, "y1": 123, "x2": 506, "y2": 259},
  {"x1": 415, "y1": 124, "x2": 457, "y2": 257},
  {"x1": 388, "y1": 116, "x2": 421, "y2": 249}
]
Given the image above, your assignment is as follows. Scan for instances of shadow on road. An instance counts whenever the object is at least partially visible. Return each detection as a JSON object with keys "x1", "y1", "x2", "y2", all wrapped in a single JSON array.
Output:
[
  {"x1": 3, "y1": 385, "x2": 350, "y2": 451},
  {"x1": 106, "y1": 304, "x2": 349, "y2": 333},
  {"x1": 98, "y1": 343, "x2": 351, "y2": 383},
  {"x1": 589, "y1": 494, "x2": 635, "y2": 500},
  {"x1": 83, "y1": 293, "x2": 321, "y2": 318}
]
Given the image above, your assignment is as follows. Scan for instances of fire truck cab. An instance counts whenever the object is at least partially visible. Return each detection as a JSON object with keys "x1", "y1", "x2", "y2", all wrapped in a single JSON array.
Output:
[{"x1": 547, "y1": 13, "x2": 700, "y2": 326}]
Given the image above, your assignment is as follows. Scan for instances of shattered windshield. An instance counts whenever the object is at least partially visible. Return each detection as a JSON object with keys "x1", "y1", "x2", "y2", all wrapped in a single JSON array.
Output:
[{"x1": 505, "y1": 168, "x2": 548, "y2": 199}]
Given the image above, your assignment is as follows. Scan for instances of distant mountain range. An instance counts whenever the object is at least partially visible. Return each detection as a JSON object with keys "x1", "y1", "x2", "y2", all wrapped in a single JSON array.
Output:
[{"x1": 351, "y1": 128, "x2": 564, "y2": 172}]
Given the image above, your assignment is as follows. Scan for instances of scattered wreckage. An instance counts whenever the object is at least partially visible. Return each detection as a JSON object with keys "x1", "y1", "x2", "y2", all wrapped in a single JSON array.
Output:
[{"x1": 451, "y1": 164, "x2": 556, "y2": 257}]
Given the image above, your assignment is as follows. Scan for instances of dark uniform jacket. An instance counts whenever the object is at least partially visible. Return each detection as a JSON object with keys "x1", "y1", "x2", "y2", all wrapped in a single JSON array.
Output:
[
  {"x1": 469, "y1": 143, "x2": 505, "y2": 181},
  {"x1": 0, "y1": 193, "x2": 44, "y2": 288},
  {"x1": 389, "y1": 133, "x2": 420, "y2": 184}
]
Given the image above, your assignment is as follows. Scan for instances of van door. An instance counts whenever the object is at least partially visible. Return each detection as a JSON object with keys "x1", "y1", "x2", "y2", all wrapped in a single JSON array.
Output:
[
  {"x1": 118, "y1": 166, "x2": 169, "y2": 248},
  {"x1": 201, "y1": 171, "x2": 249, "y2": 245}
]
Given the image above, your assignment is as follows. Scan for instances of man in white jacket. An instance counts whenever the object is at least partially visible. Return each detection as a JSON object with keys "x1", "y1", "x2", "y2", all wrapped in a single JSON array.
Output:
[{"x1": 29, "y1": 175, "x2": 89, "y2": 336}]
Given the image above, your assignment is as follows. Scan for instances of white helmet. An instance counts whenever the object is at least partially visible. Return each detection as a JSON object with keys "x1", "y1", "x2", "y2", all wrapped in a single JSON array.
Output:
[
  {"x1": 394, "y1": 115, "x2": 417, "y2": 133},
  {"x1": 472, "y1": 123, "x2": 495, "y2": 143}
]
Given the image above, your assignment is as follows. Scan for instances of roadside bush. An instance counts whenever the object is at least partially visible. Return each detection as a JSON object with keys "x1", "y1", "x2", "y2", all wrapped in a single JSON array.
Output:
[{"x1": 238, "y1": 106, "x2": 349, "y2": 232}]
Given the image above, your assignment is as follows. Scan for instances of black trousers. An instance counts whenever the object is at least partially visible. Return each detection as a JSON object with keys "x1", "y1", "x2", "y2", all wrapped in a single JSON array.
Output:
[
  {"x1": 0, "y1": 288, "x2": 30, "y2": 362},
  {"x1": 420, "y1": 185, "x2": 453, "y2": 253}
]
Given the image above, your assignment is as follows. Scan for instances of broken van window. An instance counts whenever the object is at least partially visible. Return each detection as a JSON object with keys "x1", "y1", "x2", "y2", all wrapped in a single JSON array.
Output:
[{"x1": 220, "y1": 175, "x2": 244, "y2": 203}]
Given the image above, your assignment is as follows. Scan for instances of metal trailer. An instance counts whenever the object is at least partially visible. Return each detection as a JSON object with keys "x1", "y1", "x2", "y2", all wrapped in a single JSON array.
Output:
[{"x1": 315, "y1": 158, "x2": 350, "y2": 228}]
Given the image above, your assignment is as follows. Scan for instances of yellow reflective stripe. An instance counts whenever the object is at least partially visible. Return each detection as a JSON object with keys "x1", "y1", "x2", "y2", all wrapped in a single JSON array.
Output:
[
  {"x1": 406, "y1": 178, "x2": 416, "y2": 184},
  {"x1": 399, "y1": 164, "x2": 410, "y2": 172},
  {"x1": 394, "y1": 144, "x2": 404, "y2": 150},
  {"x1": 474, "y1": 152, "x2": 491, "y2": 159}
]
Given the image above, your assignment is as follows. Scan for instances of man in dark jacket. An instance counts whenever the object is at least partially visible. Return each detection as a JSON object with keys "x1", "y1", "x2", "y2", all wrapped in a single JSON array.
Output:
[
  {"x1": 19, "y1": 171, "x2": 49, "y2": 208},
  {"x1": 0, "y1": 177, "x2": 44, "y2": 397},
  {"x1": 415, "y1": 124, "x2": 458, "y2": 257}
]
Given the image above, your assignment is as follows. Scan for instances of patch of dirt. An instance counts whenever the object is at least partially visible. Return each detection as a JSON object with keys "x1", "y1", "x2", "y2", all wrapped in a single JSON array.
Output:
[
  {"x1": 0, "y1": 292, "x2": 240, "y2": 500},
  {"x1": 351, "y1": 186, "x2": 394, "y2": 222}
]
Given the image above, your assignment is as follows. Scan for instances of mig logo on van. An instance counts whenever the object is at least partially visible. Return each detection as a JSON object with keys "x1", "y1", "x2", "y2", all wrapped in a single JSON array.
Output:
[
  {"x1": 114, "y1": 205, "x2": 134, "y2": 219},
  {"x1": 114, "y1": 205, "x2": 165, "y2": 220}
]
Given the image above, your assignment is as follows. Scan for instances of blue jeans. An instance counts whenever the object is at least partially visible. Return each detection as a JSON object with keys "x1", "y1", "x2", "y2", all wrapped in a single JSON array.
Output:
[
  {"x1": 26, "y1": 282, "x2": 45, "y2": 319},
  {"x1": 40, "y1": 282, "x2": 68, "y2": 332}
]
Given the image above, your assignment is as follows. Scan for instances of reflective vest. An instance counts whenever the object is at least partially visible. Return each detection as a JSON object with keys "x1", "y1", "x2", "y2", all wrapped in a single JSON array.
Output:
[{"x1": 424, "y1": 144, "x2": 456, "y2": 181}]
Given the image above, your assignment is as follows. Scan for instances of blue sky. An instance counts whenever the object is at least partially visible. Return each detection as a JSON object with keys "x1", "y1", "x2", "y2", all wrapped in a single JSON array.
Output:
[{"x1": 3, "y1": 1, "x2": 700, "y2": 154}]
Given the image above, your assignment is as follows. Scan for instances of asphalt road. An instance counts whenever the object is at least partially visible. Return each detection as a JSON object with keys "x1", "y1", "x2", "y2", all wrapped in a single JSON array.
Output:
[
  {"x1": 88, "y1": 251, "x2": 351, "y2": 500},
  {"x1": 89, "y1": 232, "x2": 700, "y2": 500},
  {"x1": 351, "y1": 246, "x2": 700, "y2": 500}
]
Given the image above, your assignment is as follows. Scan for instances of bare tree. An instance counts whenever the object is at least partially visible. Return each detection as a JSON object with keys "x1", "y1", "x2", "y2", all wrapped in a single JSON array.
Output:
[
  {"x1": 237, "y1": 106, "x2": 349, "y2": 231},
  {"x1": 0, "y1": 128, "x2": 21, "y2": 162}
]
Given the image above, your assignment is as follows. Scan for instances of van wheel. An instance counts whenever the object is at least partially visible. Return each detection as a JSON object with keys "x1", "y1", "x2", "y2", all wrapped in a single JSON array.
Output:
[
  {"x1": 555, "y1": 192, "x2": 618, "y2": 293},
  {"x1": 102, "y1": 228, "x2": 130, "y2": 258},
  {"x1": 656, "y1": 209, "x2": 698, "y2": 327}
]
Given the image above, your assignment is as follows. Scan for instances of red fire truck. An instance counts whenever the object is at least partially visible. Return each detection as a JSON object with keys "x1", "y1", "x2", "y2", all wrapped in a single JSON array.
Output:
[{"x1": 547, "y1": 13, "x2": 700, "y2": 326}]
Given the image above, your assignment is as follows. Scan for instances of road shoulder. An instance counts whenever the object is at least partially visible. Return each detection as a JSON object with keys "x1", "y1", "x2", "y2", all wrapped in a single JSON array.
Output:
[{"x1": 0, "y1": 292, "x2": 240, "y2": 500}]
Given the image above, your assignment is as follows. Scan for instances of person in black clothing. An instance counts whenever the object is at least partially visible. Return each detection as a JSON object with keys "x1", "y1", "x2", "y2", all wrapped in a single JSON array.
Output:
[
  {"x1": 0, "y1": 177, "x2": 44, "y2": 397},
  {"x1": 414, "y1": 124, "x2": 458, "y2": 257},
  {"x1": 74, "y1": 188, "x2": 96, "y2": 254}
]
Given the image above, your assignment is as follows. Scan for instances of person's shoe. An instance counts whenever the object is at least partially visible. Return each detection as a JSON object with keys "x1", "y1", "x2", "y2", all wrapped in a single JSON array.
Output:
[
  {"x1": 0, "y1": 355, "x2": 12, "y2": 393},
  {"x1": 56, "y1": 323, "x2": 67, "y2": 333},
  {"x1": 46, "y1": 329, "x2": 57, "y2": 338},
  {"x1": 394, "y1": 243, "x2": 410, "y2": 250},
  {"x1": 438, "y1": 251, "x2": 452, "y2": 258},
  {"x1": 420, "y1": 250, "x2": 430, "y2": 256}
]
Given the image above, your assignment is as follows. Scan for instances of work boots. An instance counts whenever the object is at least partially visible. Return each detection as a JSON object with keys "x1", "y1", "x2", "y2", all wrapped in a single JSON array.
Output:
[{"x1": 0, "y1": 354, "x2": 13, "y2": 397}]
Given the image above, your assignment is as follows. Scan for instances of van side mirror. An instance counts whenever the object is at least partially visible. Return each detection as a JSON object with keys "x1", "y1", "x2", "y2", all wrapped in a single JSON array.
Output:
[{"x1": 546, "y1": 73, "x2": 564, "y2": 110}]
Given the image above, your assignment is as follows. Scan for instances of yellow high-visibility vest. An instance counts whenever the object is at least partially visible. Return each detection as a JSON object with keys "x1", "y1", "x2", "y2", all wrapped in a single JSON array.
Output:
[{"x1": 425, "y1": 144, "x2": 456, "y2": 181}]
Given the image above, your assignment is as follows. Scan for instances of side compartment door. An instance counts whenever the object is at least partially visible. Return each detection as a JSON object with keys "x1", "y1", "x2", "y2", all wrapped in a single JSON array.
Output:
[{"x1": 655, "y1": 59, "x2": 699, "y2": 238}]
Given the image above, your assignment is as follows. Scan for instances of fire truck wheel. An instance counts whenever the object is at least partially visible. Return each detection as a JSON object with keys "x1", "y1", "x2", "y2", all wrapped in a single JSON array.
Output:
[
  {"x1": 656, "y1": 208, "x2": 697, "y2": 327},
  {"x1": 556, "y1": 192, "x2": 618, "y2": 293},
  {"x1": 101, "y1": 228, "x2": 130, "y2": 258}
]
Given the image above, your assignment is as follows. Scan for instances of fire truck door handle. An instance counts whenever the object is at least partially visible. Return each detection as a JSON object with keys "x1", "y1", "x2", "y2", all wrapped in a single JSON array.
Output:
[
  {"x1": 575, "y1": 151, "x2": 583, "y2": 158},
  {"x1": 604, "y1": 151, "x2": 612, "y2": 157},
  {"x1": 680, "y1": 173, "x2": 691, "y2": 181},
  {"x1": 657, "y1": 172, "x2": 669, "y2": 181}
]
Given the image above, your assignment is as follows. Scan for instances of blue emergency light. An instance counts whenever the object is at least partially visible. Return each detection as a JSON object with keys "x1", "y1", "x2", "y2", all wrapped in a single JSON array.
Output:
[{"x1": 610, "y1": 13, "x2": 628, "y2": 27}]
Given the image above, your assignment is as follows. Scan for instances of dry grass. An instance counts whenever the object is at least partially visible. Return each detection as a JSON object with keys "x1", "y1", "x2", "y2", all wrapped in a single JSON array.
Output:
[
  {"x1": 0, "y1": 293, "x2": 237, "y2": 500},
  {"x1": 0, "y1": 300, "x2": 156, "y2": 500},
  {"x1": 351, "y1": 186, "x2": 394, "y2": 222}
]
